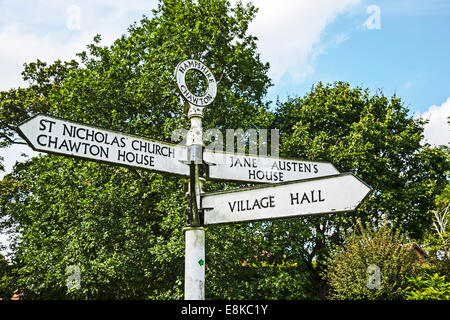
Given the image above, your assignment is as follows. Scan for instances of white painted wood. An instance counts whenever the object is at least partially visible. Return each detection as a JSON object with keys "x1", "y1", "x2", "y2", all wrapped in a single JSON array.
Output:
[
  {"x1": 17, "y1": 114, "x2": 190, "y2": 176},
  {"x1": 184, "y1": 227, "x2": 206, "y2": 300},
  {"x1": 202, "y1": 173, "x2": 371, "y2": 225},
  {"x1": 203, "y1": 151, "x2": 340, "y2": 184}
]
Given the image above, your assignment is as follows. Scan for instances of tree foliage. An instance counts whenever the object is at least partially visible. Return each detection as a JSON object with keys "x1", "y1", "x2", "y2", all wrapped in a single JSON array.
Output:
[
  {"x1": 49, "y1": 0, "x2": 271, "y2": 138},
  {"x1": 275, "y1": 82, "x2": 448, "y2": 240},
  {"x1": 0, "y1": 0, "x2": 273, "y2": 299},
  {"x1": 406, "y1": 273, "x2": 450, "y2": 300},
  {"x1": 325, "y1": 222, "x2": 419, "y2": 300},
  {"x1": 206, "y1": 220, "x2": 318, "y2": 299},
  {"x1": 0, "y1": 59, "x2": 79, "y2": 150},
  {"x1": 0, "y1": 254, "x2": 15, "y2": 299},
  {"x1": 423, "y1": 182, "x2": 450, "y2": 264},
  {"x1": 2, "y1": 157, "x2": 189, "y2": 299},
  {"x1": 274, "y1": 82, "x2": 448, "y2": 297},
  {"x1": 409, "y1": 181, "x2": 450, "y2": 297}
]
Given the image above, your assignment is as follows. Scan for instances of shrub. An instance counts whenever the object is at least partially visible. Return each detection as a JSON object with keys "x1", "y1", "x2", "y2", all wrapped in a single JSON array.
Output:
[{"x1": 325, "y1": 222, "x2": 419, "y2": 300}]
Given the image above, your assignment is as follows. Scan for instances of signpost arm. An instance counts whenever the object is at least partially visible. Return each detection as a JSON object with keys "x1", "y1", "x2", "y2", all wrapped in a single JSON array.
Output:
[{"x1": 184, "y1": 103, "x2": 206, "y2": 300}]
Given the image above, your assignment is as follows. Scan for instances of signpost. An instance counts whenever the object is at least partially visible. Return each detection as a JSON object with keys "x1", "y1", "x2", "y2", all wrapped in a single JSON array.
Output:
[
  {"x1": 17, "y1": 114, "x2": 190, "y2": 177},
  {"x1": 15, "y1": 59, "x2": 372, "y2": 301},
  {"x1": 202, "y1": 173, "x2": 372, "y2": 225},
  {"x1": 174, "y1": 59, "x2": 217, "y2": 300},
  {"x1": 203, "y1": 151, "x2": 339, "y2": 183}
]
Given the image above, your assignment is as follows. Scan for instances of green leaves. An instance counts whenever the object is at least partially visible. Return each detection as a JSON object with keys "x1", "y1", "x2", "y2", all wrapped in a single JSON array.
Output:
[
  {"x1": 276, "y1": 82, "x2": 448, "y2": 239},
  {"x1": 0, "y1": 0, "x2": 447, "y2": 300},
  {"x1": 407, "y1": 273, "x2": 450, "y2": 300},
  {"x1": 325, "y1": 222, "x2": 420, "y2": 300},
  {"x1": 2, "y1": 156, "x2": 189, "y2": 299},
  {"x1": 273, "y1": 81, "x2": 448, "y2": 298},
  {"x1": 0, "y1": 0, "x2": 274, "y2": 299}
]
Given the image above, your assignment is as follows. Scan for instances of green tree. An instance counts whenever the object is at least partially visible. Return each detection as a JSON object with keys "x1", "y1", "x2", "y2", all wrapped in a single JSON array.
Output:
[
  {"x1": 0, "y1": 59, "x2": 79, "y2": 174},
  {"x1": 0, "y1": 254, "x2": 15, "y2": 299},
  {"x1": 0, "y1": 59, "x2": 79, "y2": 149},
  {"x1": 423, "y1": 181, "x2": 450, "y2": 265},
  {"x1": 206, "y1": 220, "x2": 317, "y2": 299},
  {"x1": 273, "y1": 82, "x2": 449, "y2": 298},
  {"x1": 407, "y1": 180, "x2": 450, "y2": 300},
  {"x1": 1, "y1": 1, "x2": 447, "y2": 301},
  {"x1": 325, "y1": 222, "x2": 419, "y2": 300},
  {"x1": 0, "y1": 0, "x2": 274, "y2": 299},
  {"x1": 2, "y1": 158, "x2": 188, "y2": 299}
]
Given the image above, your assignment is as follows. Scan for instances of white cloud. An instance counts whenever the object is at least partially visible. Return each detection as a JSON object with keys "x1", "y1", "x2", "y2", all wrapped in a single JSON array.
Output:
[
  {"x1": 239, "y1": 0, "x2": 360, "y2": 83},
  {"x1": 417, "y1": 98, "x2": 450, "y2": 147},
  {"x1": 0, "y1": 0, "x2": 361, "y2": 90},
  {"x1": 0, "y1": 1, "x2": 158, "y2": 91},
  {"x1": 0, "y1": 23, "x2": 94, "y2": 90}
]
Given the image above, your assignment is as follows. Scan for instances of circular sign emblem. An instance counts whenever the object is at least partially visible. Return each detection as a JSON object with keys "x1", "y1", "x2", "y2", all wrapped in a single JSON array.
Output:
[{"x1": 175, "y1": 59, "x2": 217, "y2": 107}]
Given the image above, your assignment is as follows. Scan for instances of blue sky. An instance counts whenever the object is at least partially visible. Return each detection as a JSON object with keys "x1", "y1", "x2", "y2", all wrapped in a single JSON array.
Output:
[
  {"x1": 0, "y1": 0, "x2": 448, "y2": 114},
  {"x1": 271, "y1": 0, "x2": 450, "y2": 114}
]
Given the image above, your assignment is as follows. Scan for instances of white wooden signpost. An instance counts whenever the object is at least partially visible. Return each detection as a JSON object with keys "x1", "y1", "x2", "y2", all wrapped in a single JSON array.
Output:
[
  {"x1": 203, "y1": 151, "x2": 339, "y2": 184},
  {"x1": 15, "y1": 59, "x2": 372, "y2": 301},
  {"x1": 17, "y1": 114, "x2": 190, "y2": 177},
  {"x1": 202, "y1": 173, "x2": 371, "y2": 225}
]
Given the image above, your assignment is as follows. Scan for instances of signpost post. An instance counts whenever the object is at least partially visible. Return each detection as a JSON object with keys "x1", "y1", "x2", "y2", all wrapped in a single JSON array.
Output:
[
  {"x1": 15, "y1": 58, "x2": 372, "y2": 301},
  {"x1": 175, "y1": 59, "x2": 217, "y2": 300}
]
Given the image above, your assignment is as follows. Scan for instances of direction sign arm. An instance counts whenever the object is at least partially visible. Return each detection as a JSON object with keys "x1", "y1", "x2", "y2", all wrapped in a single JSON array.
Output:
[
  {"x1": 15, "y1": 113, "x2": 191, "y2": 177},
  {"x1": 201, "y1": 173, "x2": 372, "y2": 226}
]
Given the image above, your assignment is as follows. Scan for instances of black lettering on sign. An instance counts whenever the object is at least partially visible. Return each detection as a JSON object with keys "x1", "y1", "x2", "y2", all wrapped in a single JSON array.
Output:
[
  {"x1": 117, "y1": 150, "x2": 155, "y2": 167},
  {"x1": 228, "y1": 195, "x2": 275, "y2": 213},
  {"x1": 39, "y1": 119, "x2": 56, "y2": 133},
  {"x1": 290, "y1": 190, "x2": 325, "y2": 205},
  {"x1": 62, "y1": 124, "x2": 74, "y2": 137},
  {"x1": 110, "y1": 136, "x2": 125, "y2": 148},
  {"x1": 48, "y1": 136, "x2": 58, "y2": 149},
  {"x1": 62, "y1": 124, "x2": 127, "y2": 148},
  {"x1": 37, "y1": 135, "x2": 110, "y2": 158},
  {"x1": 37, "y1": 134, "x2": 48, "y2": 146},
  {"x1": 131, "y1": 140, "x2": 175, "y2": 158},
  {"x1": 248, "y1": 169, "x2": 284, "y2": 182},
  {"x1": 271, "y1": 160, "x2": 320, "y2": 174},
  {"x1": 229, "y1": 156, "x2": 257, "y2": 168}
]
